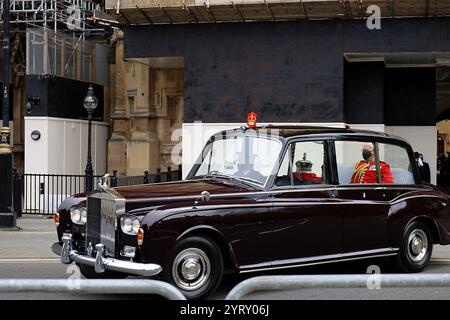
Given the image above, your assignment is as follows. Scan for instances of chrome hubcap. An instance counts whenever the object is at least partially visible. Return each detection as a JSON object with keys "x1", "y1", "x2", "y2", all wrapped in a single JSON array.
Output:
[
  {"x1": 407, "y1": 229, "x2": 428, "y2": 263},
  {"x1": 181, "y1": 258, "x2": 202, "y2": 280},
  {"x1": 172, "y1": 248, "x2": 210, "y2": 291}
]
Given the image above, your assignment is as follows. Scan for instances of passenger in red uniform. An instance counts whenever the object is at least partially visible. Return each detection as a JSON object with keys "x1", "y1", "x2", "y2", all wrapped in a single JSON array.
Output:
[
  {"x1": 351, "y1": 143, "x2": 394, "y2": 184},
  {"x1": 293, "y1": 153, "x2": 322, "y2": 184}
]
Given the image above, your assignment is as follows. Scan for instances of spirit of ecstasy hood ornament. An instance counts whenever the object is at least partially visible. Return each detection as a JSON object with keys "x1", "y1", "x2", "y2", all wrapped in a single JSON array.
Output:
[{"x1": 97, "y1": 173, "x2": 111, "y2": 190}]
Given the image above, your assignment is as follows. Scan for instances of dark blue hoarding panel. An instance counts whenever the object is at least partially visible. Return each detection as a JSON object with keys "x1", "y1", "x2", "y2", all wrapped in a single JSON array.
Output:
[{"x1": 124, "y1": 18, "x2": 450, "y2": 125}]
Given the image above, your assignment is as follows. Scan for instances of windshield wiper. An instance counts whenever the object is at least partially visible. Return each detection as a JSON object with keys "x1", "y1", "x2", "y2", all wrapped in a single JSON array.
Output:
[
  {"x1": 235, "y1": 176, "x2": 262, "y2": 185},
  {"x1": 190, "y1": 171, "x2": 231, "y2": 180},
  {"x1": 205, "y1": 170, "x2": 234, "y2": 179},
  {"x1": 206, "y1": 171, "x2": 263, "y2": 187}
]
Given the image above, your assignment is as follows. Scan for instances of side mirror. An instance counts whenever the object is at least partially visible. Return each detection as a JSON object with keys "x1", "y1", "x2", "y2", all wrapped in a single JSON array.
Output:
[
  {"x1": 201, "y1": 190, "x2": 211, "y2": 202},
  {"x1": 193, "y1": 190, "x2": 211, "y2": 209}
]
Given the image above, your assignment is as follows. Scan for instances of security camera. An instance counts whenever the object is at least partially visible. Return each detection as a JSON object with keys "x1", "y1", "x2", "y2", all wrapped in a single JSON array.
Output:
[
  {"x1": 25, "y1": 96, "x2": 40, "y2": 114},
  {"x1": 26, "y1": 101, "x2": 32, "y2": 114}
]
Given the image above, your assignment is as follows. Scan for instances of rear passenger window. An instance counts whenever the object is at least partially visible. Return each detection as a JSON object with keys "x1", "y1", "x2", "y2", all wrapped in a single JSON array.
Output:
[
  {"x1": 335, "y1": 141, "x2": 374, "y2": 184},
  {"x1": 335, "y1": 140, "x2": 415, "y2": 185},
  {"x1": 378, "y1": 143, "x2": 415, "y2": 185},
  {"x1": 274, "y1": 141, "x2": 327, "y2": 187}
]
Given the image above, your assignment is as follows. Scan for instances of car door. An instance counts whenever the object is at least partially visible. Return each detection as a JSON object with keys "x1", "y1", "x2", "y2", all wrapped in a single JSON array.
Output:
[
  {"x1": 209, "y1": 134, "x2": 282, "y2": 268},
  {"x1": 267, "y1": 139, "x2": 343, "y2": 263},
  {"x1": 333, "y1": 138, "x2": 392, "y2": 254},
  {"x1": 217, "y1": 195, "x2": 277, "y2": 268}
]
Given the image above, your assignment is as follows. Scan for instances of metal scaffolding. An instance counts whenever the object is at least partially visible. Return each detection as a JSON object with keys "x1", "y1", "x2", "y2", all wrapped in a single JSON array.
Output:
[
  {"x1": 0, "y1": 1, "x2": 112, "y2": 82},
  {"x1": 0, "y1": 0, "x2": 103, "y2": 34}
]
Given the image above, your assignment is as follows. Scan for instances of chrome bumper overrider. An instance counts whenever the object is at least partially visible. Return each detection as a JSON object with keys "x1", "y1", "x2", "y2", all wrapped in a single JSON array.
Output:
[{"x1": 61, "y1": 236, "x2": 162, "y2": 277}]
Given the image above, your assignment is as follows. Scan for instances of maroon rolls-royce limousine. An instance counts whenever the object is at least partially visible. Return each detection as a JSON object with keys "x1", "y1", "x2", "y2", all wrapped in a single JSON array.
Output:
[{"x1": 57, "y1": 125, "x2": 450, "y2": 299}]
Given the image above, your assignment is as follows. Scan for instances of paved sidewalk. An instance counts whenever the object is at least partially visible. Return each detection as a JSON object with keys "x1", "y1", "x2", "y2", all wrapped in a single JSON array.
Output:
[
  {"x1": 430, "y1": 245, "x2": 450, "y2": 261},
  {"x1": 1, "y1": 215, "x2": 450, "y2": 261},
  {"x1": 0, "y1": 215, "x2": 59, "y2": 259}
]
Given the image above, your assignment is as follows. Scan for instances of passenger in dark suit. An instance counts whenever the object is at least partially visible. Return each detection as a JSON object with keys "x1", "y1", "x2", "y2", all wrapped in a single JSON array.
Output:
[
  {"x1": 414, "y1": 152, "x2": 431, "y2": 183},
  {"x1": 419, "y1": 153, "x2": 431, "y2": 183}
]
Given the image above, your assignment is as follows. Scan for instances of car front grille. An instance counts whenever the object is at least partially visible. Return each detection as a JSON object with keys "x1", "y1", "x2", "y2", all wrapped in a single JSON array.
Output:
[
  {"x1": 99, "y1": 196, "x2": 117, "y2": 256},
  {"x1": 86, "y1": 197, "x2": 101, "y2": 249},
  {"x1": 86, "y1": 194, "x2": 117, "y2": 256}
]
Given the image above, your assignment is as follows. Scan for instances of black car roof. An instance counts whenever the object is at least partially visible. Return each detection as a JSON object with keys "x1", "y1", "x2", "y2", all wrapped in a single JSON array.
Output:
[
  {"x1": 225, "y1": 125, "x2": 386, "y2": 137},
  {"x1": 217, "y1": 125, "x2": 411, "y2": 145}
]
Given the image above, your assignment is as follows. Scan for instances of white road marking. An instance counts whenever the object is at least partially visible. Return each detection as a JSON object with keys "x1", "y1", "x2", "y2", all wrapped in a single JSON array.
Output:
[
  {"x1": 430, "y1": 258, "x2": 450, "y2": 264},
  {"x1": 0, "y1": 258, "x2": 60, "y2": 264},
  {"x1": 0, "y1": 231, "x2": 54, "y2": 235}
]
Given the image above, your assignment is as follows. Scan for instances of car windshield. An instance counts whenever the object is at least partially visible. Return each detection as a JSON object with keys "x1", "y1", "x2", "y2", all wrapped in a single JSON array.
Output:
[{"x1": 191, "y1": 135, "x2": 282, "y2": 187}]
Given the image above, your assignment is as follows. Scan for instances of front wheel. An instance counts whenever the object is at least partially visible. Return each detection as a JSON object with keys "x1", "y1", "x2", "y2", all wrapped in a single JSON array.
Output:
[
  {"x1": 163, "y1": 236, "x2": 223, "y2": 300},
  {"x1": 395, "y1": 221, "x2": 433, "y2": 273}
]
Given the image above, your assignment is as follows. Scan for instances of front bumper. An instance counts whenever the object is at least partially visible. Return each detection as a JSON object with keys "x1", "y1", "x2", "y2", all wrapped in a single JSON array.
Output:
[{"x1": 61, "y1": 236, "x2": 162, "y2": 277}]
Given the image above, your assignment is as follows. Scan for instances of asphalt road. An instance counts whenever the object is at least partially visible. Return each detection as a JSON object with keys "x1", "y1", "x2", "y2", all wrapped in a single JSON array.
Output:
[{"x1": 1, "y1": 257, "x2": 450, "y2": 300}]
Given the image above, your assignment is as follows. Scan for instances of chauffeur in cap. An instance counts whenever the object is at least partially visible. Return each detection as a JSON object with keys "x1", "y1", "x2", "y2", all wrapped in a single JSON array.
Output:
[{"x1": 351, "y1": 143, "x2": 393, "y2": 184}]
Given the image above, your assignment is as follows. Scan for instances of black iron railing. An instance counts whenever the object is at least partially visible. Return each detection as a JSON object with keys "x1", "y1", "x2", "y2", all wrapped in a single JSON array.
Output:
[
  {"x1": 13, "y1": 165, "x2": 182, "y2": 215},
  {"x1": 111, "y1": 165, "x2": 182, "y2": 187},
  {"x1": 21, "y1": 173, "x2": 103, "y2": 215}
]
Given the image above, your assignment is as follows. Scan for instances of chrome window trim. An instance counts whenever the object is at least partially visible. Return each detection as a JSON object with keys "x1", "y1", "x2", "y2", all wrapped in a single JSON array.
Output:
[{"x1": 125, "y1": 185, "x2": 427, "y2": 204}]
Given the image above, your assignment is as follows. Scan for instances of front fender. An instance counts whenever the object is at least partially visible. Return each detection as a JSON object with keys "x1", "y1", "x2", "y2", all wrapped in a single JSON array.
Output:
[
  {"x1": 140, "y1": 208, "x2": 237, "y2": 270},
  {"x1": 57, "y1": 195, "x2": 86, "y2": 242}
]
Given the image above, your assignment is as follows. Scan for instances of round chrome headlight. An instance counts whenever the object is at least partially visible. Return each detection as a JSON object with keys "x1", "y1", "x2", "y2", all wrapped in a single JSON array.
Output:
[
  {"x1": 120, "y1": 215, "x2": 140, "y2": 235},
  {"x1": 70, "y1": 206, "x2": 87, "y2": 225},
  {"x1": 123, "y1": 217, "x2": 133, "y2": 233},
  {"x1": 80, "y1": 208, "x2": 87, "y2": 224}
]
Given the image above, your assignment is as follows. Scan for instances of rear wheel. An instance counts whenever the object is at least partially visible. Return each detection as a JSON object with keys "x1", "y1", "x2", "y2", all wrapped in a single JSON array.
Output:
[
  {"x1": 395, "y1": 221, "x2": 433, "y2": 272},
  {"x1": 163, "y1": 236, "x2": 223, "y2": 300},
  {"x1": 76, "y1": 263, "x2": 127, "y2": 279}
]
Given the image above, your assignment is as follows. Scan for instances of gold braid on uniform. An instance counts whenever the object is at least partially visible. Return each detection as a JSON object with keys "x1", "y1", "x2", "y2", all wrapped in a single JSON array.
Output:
[{"x1": 352, "y1": 162, "x2": 368, "y2": 183}]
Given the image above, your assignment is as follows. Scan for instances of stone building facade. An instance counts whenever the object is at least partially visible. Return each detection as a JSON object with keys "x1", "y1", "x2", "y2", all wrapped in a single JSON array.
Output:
[{"x1": 108, "y1": 33, "x2": 184, "y2": 175}]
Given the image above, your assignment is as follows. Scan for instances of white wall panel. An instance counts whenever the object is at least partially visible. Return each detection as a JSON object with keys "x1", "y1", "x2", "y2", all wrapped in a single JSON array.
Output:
[{"x1": 25, "y1": 117, "x2": 109, "y2": 175}]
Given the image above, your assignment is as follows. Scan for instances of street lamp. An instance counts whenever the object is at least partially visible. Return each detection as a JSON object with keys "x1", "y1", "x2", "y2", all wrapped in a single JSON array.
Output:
[
  {"x1": 0, "y1": 0, "x2": 16, "y2": 229},
  {"x1": 83, "y1": 84, "x2": 98, "y2": 192}
]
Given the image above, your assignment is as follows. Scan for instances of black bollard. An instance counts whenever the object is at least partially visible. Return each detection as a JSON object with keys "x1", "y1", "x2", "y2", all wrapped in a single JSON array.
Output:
[
  {"x1": 111, "y1": 170, "x2": 118, "y2": 187},
  {"x1": 178, "y1": 164, "x2": 182, "y2": 181},
  {"x1": 156, "y1": 168, "x2": 161, "y2": 183},
  {"x1": 12, "y1": 169, "x2": 22, "y2": 218},
  {"x1": 167, "y1": 166, "x2": 172, "y2": 182}
]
